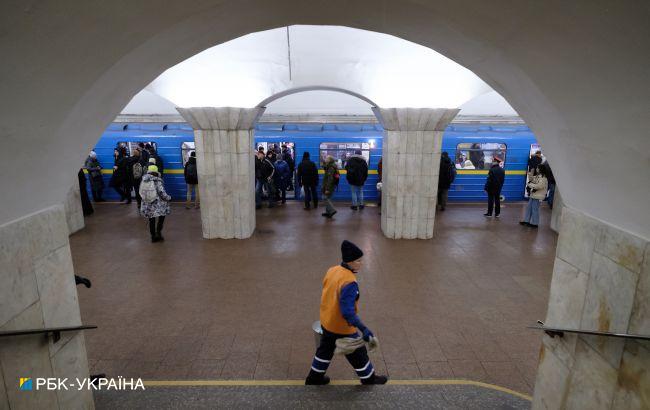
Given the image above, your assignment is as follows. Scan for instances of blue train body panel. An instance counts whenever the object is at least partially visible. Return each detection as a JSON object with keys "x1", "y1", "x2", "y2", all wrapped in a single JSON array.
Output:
[{"x1": 89, "y1": 121, "x2": 537, "y2": 203}]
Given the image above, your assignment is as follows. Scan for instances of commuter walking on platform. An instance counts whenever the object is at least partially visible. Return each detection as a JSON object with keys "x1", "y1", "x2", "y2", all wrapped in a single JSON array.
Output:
[
  {"x1": 84, "y1": 151, "x2": 105, "y2": 202},
  {"x1": 255, "y1": 150, "x2": 276, "y2": 209},
  {"x1": 297, "y1": 152, "x2": 319, "y2": 210},
  {"x1": 484, "y1": 158, "x2": 505, "y2": 217},
  {"x1": 321, "y1": 156, "x2": 339, "y2": 218},
  {"x1": 274, "y1": 154, "x2": 291, "y2": 204},
  {"x1": 139, "y1": 165, "x2": 171, "y2": 242},
  {"x1": 345, "y1": 150, "x2": 368, "y2": 210},
  {"x1": 184, "y1": 151, "x2": 200, "y2": 209},
  {"x1": 520, "y1": 165, "x2": 548, "y2": 228},
  {"x1": 129, "y1": 148, "x2": 145, "y2": 208},
  {"x1": 306, "y1": 240, "x2": 388, "y2": 386},
  {"x1": 437, "y1": 152, "x2": 456, "y2": 211}
]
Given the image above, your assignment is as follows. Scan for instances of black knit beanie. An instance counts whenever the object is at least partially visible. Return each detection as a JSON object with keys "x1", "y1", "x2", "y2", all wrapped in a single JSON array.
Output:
[{"x1": 341, "y1": 240, "x2": 363, "y2": 263}]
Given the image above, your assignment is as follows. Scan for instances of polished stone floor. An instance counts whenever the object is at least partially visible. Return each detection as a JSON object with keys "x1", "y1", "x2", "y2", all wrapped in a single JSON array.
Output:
[{"x1": 71, "y1": 200, "x2": 556, "y2": 395}]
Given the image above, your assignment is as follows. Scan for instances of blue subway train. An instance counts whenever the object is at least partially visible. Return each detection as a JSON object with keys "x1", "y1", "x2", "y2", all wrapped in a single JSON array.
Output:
[{"x1": 88, "y1": 121, "x2": 538, "y2": 203}]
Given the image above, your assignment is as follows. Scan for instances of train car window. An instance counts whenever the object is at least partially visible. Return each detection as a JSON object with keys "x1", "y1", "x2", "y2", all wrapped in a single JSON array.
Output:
[
  {"x1": 319, "y1": 142, "x2": 370, "y2": 168},
  {"x1": 117, "y1": 141, "x2": 158, "y2": 156},
  {"x1": 455, "y1": 142, "x2": 506, "y2": 169},
  {"x1": 181, "y1": 142, "x2": 195, "y2": 165}
]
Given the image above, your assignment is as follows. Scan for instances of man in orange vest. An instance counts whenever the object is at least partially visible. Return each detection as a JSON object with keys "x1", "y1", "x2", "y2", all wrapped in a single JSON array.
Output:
[{"x1": 305, "y1": 240, "x2": 388, "y2": 385}]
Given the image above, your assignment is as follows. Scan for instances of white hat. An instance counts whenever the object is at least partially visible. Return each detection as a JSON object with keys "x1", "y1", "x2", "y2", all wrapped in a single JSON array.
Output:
[{"x1": 149, "y1": 158, "x2": 156, "y2": 164}]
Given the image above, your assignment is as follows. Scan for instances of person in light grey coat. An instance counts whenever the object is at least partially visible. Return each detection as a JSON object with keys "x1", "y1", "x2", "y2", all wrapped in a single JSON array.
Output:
[{"x1": 139, "y1": 165, "x2": 171, "y2": 242}]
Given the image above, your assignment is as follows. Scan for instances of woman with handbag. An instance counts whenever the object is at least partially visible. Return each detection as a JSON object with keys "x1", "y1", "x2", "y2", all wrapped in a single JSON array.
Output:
[{"x1": 520, "y1": 164, "x2": 549, "y2": 228}]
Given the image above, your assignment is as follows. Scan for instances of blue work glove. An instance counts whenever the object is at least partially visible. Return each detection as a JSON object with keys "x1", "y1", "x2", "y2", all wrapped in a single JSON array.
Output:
[{"x1": 362, "y1": 327, "x2": 374, "y2": 342}]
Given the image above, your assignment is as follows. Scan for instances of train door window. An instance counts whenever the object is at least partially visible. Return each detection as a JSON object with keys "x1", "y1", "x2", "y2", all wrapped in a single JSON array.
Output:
[
  {"x1": 181, "y1": 142, "x2": 195, "y2": 165},
  {"x1": 319, "y1": 142, "x2": 370, "y2": 168},
  {"x1": 117, "y1": 141, "x2": 158, "y2": 156},
  {"x1": 455, "y1": 142, "x2": 506, "y2": 169},
  {"x1": 255, "y1": 141, "x2": 298, "y2": 198}
]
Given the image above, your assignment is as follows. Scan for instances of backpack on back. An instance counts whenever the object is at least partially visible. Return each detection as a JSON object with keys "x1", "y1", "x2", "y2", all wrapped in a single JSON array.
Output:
[
  {"x1": 133, "y1": 162, "x2": 144, "y2": 180},
  {"x1": 139, "y1": 179, "x2": 158, "y2": 203}
]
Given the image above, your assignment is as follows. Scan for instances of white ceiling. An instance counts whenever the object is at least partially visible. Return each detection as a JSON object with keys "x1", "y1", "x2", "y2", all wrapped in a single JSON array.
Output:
[{"x1": 123, "y1": 25, "x2": 517, "y2": 115}]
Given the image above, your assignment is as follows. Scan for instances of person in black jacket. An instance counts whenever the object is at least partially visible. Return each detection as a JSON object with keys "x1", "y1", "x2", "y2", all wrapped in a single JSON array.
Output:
[
  {"x1": 255, "y1": 150, "x2": 276, "y2": 209},
  {"x1": 345, "y1": 150, "x2": 369, "y2": 210},
  {"x1": 281, "y1": 144, "x2": 295, "y2": 191},
  {"x1": 437, "y1": 152, "x2": 456, "y2": 211},
  {"x1": 184, "y1": 151, "x2": 200, "y2": 209},
  {"x1": 484, "y1": 158, "x2": 506, "y2": 217},
  {"x1": 110, "y1": 146, "x2": 131, "y2": 203},
  {"x1": 297, "y1": 151, "x2": 319, "y2": 210}
]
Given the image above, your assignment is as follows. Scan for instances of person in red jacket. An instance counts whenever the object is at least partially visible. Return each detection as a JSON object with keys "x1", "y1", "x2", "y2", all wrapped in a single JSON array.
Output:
[{"x1": 305, "y1": 240, "x2": 388, "y2": 385}]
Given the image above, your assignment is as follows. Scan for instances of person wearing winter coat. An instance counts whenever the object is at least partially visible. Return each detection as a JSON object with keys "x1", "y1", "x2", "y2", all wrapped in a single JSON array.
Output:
[
  {"x1": 321, "y1": 156, "x2": 339, "y2": 218},
  {"x1": 273, "y1": 154, "x2": 292, "y2": 204},
  {"x1": 484, "y1": 158, "x2": 506, "y2": 217},
  {"x1": 255, "y1": 150, "x2": 276, "y2": 209},
  {"x1": 84, "y1": 151, "x2": 105, "y2": 202},
  {"x1": 110, "y1": 147, "x2": 131, "y2": 203},
  {"x1": 520, "y1": 165, "x2": 549, "y2": 228},
  {"x1": 139, "y1": 165, "x2": 171, "y2": 242},
  {"x1": 281, "y1": 144, "x2": 295, "y2": 191},
  {"x1": 305, "y1": 240, "x2": 388, "y2": 386},
  {"x1": 297, "y1": 151, "x2": 319, "y2": 210},
  {"x1": 184, "y1": 151, "x2": 200, "y2": 209},
  {"x1": 437, "y1": 152, "x2": 456, "y2": 211},
  {"x1": 128, "y1": 148, "x2": 146, "y2": 208},
  {"x1": 344, "y1": 150, "x2": 369, "y2": 210}
]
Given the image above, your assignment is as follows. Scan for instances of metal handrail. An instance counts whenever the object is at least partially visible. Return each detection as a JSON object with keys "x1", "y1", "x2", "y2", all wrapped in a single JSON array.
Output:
[
  {"x1": 0, "y1": 325, "x2": 97, "y2": 343},
  {"x1": 529, "y1": 321, "x2": 650, "y2": 341}
]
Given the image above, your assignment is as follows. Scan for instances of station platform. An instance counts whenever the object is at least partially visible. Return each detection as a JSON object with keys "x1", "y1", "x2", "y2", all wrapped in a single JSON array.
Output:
[{"x1": 70, "y1": 201, "x2": 556, "y2": 404}]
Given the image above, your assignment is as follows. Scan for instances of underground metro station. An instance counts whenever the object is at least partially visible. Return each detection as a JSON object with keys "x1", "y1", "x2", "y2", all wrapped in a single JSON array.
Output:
[{"x1": 1, "y1": 2, "x2": 648, "y2": 409}]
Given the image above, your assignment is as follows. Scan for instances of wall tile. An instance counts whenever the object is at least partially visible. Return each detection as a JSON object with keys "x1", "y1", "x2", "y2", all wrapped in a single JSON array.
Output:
[
  {"x1": 628, "y1": 244, "x2": 650, "y2": 335},
  {"x1": 51, "y1": 333, "x2": 93, "y2": 409},
  {"x1": 611, "y1": 341, "x2": 650, "y2": 410},
  {"x1": 565, "y1": 339, "x2": 617, "y2": 410},
  {"x1": 556, "y1": 207, "x2": 601, "y2": 273},
  {"x1": 545, "y1": 258, "x2": 588, "y2": 329},
  {"x1": 595, "y1": 224, "x2": 647, "y2": 274},
  {"x1": 532, "y1": 342, "x2": 570, "y2": 410},
  {"x1": 581, "y1": 253, "x2": 638, "y2": 333}
]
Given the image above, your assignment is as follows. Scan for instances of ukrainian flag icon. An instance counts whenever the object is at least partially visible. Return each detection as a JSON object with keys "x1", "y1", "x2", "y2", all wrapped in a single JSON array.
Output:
[{"x1": 19, "y1": 378, "x2": 32, "y2": 391}]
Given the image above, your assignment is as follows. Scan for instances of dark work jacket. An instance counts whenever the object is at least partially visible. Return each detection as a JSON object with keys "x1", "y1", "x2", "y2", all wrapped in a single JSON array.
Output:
[
  {"x1": 297, "y1": 159, "x2": 318, "y2": 187},
  {"x1": 255, "y1": 157, "x2": 275, "y2": 180},
  {"x1": 345, "y1": 155, "x2": 368, "y2": 186},
  {"x1": 484, "y1": 164, "x2": 505, "y2": 194},
  {"x1": 184, "y1": 157, "x2": 198, "y2": 185},
  {"x1": 438, "y1": 156, "x2": 455, "y2": 190}
]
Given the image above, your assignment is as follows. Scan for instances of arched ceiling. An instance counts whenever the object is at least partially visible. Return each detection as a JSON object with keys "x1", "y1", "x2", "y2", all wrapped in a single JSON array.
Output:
[{"x1": 140, "y1": 25, "x2": 496, "y2": 111}]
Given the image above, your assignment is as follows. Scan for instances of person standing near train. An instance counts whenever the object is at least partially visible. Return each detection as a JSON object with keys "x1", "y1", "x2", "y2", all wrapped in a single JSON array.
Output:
[
  {"x1": 184, "y1": 151, "x2": 200, "y2": 209},
  {"x1": 321, "y1": 156, "x2": 339, "y2": 218},
  {"x1": 484, "y1": 157, "x2": 505, "y2": 217},
  {"x1": 274, "y1": 153, "x2": 291, "y2": 204},
  {"x1": 139, "y1": 164, "x2": 171, "y2": 242},
  {"x1": 305, "y1": 240, "x2": 388, "y2": 386},
  {"x1": 345, "y1": 150, "x2": 368, "y2": 211},
  {"x1": 520, "y1": 164, "x2": 548, "y2": 228},
  {"x1": 110, "y1": 146, "x2": 131, "y2": 203},
  {"x1": 297, "y1": 152, "x2": 319, "y2": 210},
  {"x1": 129, "y1": 148, "x2": 145, "y2": 209},
  {"x1": 437, "y1": 151, "x2": 456, "y2": 212},
  {"x1": 255, "y1": 150, "x2": 276, "y2": 209},
  {"x1": 84, "y1": 150, "x2": 105, "y2": 202}
]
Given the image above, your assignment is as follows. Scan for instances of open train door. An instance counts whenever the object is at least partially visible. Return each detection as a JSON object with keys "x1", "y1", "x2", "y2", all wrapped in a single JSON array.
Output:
[{"x1": 255, "y1": 141, "x2": 298, "y2": 200}]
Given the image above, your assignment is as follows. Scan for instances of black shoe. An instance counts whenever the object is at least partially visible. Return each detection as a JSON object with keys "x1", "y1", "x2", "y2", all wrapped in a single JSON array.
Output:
[
  {"x1": 282, "y1": 200, "x2": 286, "y2": 204},
  {"x1": 494, "y1": 214, "x2": 500, "y2": 218},
  {"x1": 329, "y1": 210, "x2": 337, "y2": 218},
  {"x1": 440, "y1": 207, "x2": 445, "y2": 211},
  {"x1": 151, "y1": 236, "x2": 160, "y2": 243},
  {"x1": 529, "y1": 224, "x2": 538, "y2": 229},
  {"x1": 351, "y1": 206, "x2": 358, "y2": 210},
  {"x1": 359, "y1": 205, "x2": 365, "y2": 210},
  {"x1": 484, "y1": 213, "x2": 492, "y2": 217},
  {"x1": 157, "y1": 233, "x2": 165, "y2": 241},
  {"x1": 519, "y1": 221, "x2": 529, "y2": 226},
  {"x1": 361, "y1": 374, "x2": 388, "y2": 385},
  {"x1": 305, "y1": 375, "x2": 330, "y2": 386},
  {"x1": 321, "y1": 212, "x2": 329, "y2": 217}
]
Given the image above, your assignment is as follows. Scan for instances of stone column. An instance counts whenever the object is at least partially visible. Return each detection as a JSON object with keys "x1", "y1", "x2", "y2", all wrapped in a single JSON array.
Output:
[
  {"x1": 533, "y1": 207, "x2": 649, "y2": 409},
  {"x1": 64, "y1": 183, "x2": 84, "y2": 235},
  {"x1": 373, "y1": 107, "x2": 459, "y2": 239},
  {"x1": 177, "y1": 107, "x2": 264, "y2": 239},
  {"x1": 549, "y1": 187, "x2": 564, "y2": 233},
  {"x1": 0, "y1": 205, "x2": 93, "y2": 409}
]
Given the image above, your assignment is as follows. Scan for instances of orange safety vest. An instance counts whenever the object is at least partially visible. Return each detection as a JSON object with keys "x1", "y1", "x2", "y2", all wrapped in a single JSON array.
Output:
[{"x1": 319, "y1": 265, "x2": 358, "y2": 335}]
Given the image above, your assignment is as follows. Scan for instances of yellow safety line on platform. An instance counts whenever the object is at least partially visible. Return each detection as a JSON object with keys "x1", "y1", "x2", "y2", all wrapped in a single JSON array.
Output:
[{"x1": 142, "y1": 379, "x2": 532, "y2": 401}]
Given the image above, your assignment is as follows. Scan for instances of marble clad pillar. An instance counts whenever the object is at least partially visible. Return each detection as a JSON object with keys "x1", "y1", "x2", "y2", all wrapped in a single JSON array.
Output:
[
  {"x1": 64, "y1": 183, "x2": 84, "y2": 235},
  {"x1": 533, "y1": 207, "x2": 650, "y2": 409},
  {"x1": 373, "y1": 107, "x2": 459, "y2": 239},
  {"x1": 177, "y1": 107, "x2": 264, "y2": 239}
]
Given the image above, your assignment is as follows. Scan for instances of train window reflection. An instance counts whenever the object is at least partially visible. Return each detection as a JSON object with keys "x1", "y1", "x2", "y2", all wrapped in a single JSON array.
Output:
[
  {"x1": 455, "y1": 142, "x2": 506, "y2": 170},
  {"x1": 319, "y1": 142, "x2": 370, "y2": 168},
  {"x1": 181, "y1": 141, "x2": 195, "y2": 165}
]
